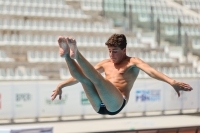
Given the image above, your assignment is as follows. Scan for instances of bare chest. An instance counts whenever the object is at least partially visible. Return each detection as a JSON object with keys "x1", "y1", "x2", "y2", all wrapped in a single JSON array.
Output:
[{"x1": 104, "y1": 66, "x2": 128, "y2": 79}]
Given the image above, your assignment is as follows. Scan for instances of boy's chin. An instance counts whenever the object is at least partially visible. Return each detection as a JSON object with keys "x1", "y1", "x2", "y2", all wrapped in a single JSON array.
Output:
[{"x1": 111, "y1": 59, "x2": 118, "y2": 63}]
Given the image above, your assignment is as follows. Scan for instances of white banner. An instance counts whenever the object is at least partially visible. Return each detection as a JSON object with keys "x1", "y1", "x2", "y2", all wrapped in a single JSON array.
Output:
[
  {"x1": 12, "y1": 82, "x2": 38, "y2": 119},
  {"x1": 126, "y1": 80, "x2": 146, "y2": 113},
  {"x1": 0, "y1": 83, "x2": 12, "y2": 119},
  {"x1": 79, "y1": 89, "x2": 97, "y2": 115},
  {"x1": 61, "y1": 84, "x2": 84, "y2": 116},
  {"x1": 144, "y1": 80, "x2": 164, "y2": 111},
  {"x1": 180, "y1": 79, "x2": 198, "y2": 110},
  {"x1": 126, "y1": 80, "x2": 164, "y2": 112},
  {"x1": 37, "y1": 81, "x2": 62, "y2": 117},
  {"x1": 163, "y1": 82, "x2": 181, "y2": 111},
  {"x1": 199, "y1": 81, "x2": 200, "y2": 110},
  {"x1": 0, "y1": 79, "x2": 199, "y2": 120}
]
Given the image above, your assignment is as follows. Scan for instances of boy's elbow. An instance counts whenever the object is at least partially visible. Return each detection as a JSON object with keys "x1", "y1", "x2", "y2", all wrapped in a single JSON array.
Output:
[
  {"x1": 148, "y1": 69, "x2": 157, "y2": 78},
  {"x1": 148, "y1": 73, "x2": 154, "y2": 78}
]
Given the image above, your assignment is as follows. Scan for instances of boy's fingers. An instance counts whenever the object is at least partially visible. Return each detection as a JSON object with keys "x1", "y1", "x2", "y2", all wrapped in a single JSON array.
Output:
[
  {"x1": 180, "y1": 83, "x2": 193, "y2": 90},
  {"x1": 183, "y1": 86, "x2": 192, "y2": 91},
  {"x1": 183, "y1": 85, "x2": 191, "y2": 89},
  {"x1": 51, "y1": 97, "x2": 54, "y2": 100},
  {"x1": 52, "y1": 95, "x2": 57, "y2": 100}
]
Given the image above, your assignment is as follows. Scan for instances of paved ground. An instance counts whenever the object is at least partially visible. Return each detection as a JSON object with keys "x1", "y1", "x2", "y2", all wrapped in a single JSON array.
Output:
[{"x1": 0, "y1": 115, "x2": 200, "y2": 133}]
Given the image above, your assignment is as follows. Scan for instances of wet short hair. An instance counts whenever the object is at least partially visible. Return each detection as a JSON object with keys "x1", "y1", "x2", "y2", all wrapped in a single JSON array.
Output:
[{"x1": 105, "y1": 34, "x2": 127, "y2": 49}]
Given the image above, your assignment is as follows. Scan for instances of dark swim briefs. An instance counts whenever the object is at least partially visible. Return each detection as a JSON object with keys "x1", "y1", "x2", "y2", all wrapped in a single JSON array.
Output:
[{"x1": 97, "y1": 96, "x2": 126, "y2": 115}]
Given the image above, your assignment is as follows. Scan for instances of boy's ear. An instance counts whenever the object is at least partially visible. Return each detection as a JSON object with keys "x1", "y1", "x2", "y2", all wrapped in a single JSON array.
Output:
[{"x1": 123, "y1": 48, "x2": 126, "y2": 53}]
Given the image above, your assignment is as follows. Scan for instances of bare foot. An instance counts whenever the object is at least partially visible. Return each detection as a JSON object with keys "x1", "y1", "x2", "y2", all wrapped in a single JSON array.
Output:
[
  {"x1": 58, "y1": 36, "x2": 69, "y2": 58},
  {"x1": 66, "y1": 36, "x2": 78, "y2": 59}
]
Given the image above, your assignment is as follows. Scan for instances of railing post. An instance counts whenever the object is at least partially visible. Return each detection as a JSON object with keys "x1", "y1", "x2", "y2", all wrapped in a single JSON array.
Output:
[
  {"x1": 123, "y1": 0, "x2": 126, "y2": 17},
  {"x1": 129, "y1": 4, "x2": 132, "y2": 32},
  {"x1": 156, "y1": 18, "x2": 160, "y2": 46},
  {"x1": 183, "y1": 32, "x2": 188, "y2": 62},
  {"x1": 177, "y1": 19, "x2": 182, "y2": 46},
  {"x1": 150, "y1": 6, "x2": 154, "y2": 31},
  {"x1": 102, "y1": 0, "x2": 105, "y2": 17}
]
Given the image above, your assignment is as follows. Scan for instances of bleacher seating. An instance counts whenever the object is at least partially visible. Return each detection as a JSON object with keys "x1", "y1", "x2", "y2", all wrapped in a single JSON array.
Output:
[
  {"x1": 27, "y1": 51, "x2": 62, "y2": 62},
  {"x1": 27, "y1": 49, "x2": 176, "y2": 64},
  {"x1": 0, "y1": 34, "x2": 144, "y2": 47},
  {"x1": 175, "y1": 0, "x2": 200, "y2": 13},
  {"x1": 60, "y1": 68, "x2": 71, "y2": 79},
  {"x1": 0, "y1": 67, "x2": 48, "y2": 80},
  {"x1": 81, "y1": 0, "x2": 199, "y2": 23},
  {"x1": 80, "y1": 0, "x2": 200, "y2": 49},
  {"x1": 192, "y1": 39, "x2": 200, "y2": 49},
  {"x1": 27, "y1": 50, "x2": 110, "y2": 63},
  {"x1": 0, "y1": 0, "x2": 199, "y2": 81},
  {"x1": 0, "y1": 19, "x2": 114, "y2": 33},
  {"x1": 127, "y1": 51, "x2": 175, "y2": 63},
  {"x1": 0, "y1": 50, "x2": 14, "y2": 62},
  {"x1": 138, "y1": 66, "x2": 200, "y2": 78},
  {"x1": 164, "y1": 25, "x2": 200, "y2": 36},
  {"x1": 0, "y1": 2, "x2": 87, "y2": 18}
]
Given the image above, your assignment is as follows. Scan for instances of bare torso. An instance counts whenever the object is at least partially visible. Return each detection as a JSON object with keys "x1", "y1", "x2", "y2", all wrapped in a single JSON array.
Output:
[{"x1": 101, "y1": 56, "x2": 140, "y2": 102}]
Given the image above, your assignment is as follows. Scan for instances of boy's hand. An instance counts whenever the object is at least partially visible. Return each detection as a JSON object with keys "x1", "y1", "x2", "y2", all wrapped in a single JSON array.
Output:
[
  {"x1": 51, "y1": 85, "x2": 62, "y2": 100},
  {"x1": 171, "y1": 80, "x2": 193, "y2": 97}
]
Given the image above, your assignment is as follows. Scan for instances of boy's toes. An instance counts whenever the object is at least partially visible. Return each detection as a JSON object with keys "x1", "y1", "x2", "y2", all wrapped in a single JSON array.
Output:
[
  {"x1": 59, "y1": 51, "x2": 64, "y2": 56},
  {"x1": 58, "y1": 36, "x2": 66, "y2": 45},
  {"x1": 58, "y1": 36, "x2": 63, "y2": 42}
]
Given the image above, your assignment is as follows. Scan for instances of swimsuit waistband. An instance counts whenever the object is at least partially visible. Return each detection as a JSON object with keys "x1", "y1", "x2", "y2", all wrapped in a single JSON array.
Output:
[{"x1": 122, "y1": 95, "x2": 126, "y2": 100}]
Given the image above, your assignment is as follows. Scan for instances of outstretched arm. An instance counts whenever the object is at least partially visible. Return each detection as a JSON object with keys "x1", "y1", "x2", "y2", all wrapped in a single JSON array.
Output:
[
  {"x1": 133, "y1": 57, "x2": 193, "y2": 97},
  {"x1": 51, "y1": 77, "x2": 79, "y2": 100},
  {"x1": 58, "y1": 77, "x2": 79, "y2": 88}
]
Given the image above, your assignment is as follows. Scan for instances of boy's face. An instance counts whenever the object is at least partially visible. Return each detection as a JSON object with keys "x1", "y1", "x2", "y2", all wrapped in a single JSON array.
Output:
[{"x1": 108, "y1": 46, "x2": 126, "y2": 64}]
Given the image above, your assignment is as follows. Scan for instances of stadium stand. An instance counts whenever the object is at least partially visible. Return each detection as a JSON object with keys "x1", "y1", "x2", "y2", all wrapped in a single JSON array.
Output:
[
  {"x1": 175, "y1": 0, "x2": 200, "y2": 13},
  {"x1": 0, "y1": 2, "x2": 200, "y2": 133},
  {"x1": 0, "y1": 50, "x2": 14, "y2": 62},
  {"x1": 79, "y1": 0, "x2": 200, "y2": 53},
  {"x1": 0, "y1": 0, "x2": 199, "y2": 82}
]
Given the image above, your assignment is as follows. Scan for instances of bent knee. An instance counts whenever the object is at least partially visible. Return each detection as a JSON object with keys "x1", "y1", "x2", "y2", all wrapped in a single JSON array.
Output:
[
  {"x1": 106, "y1": 99, "x2": 125, "y2": 112},
  {"x1": 93, "y1": 106, "x2": 101, "y2": 113}
]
